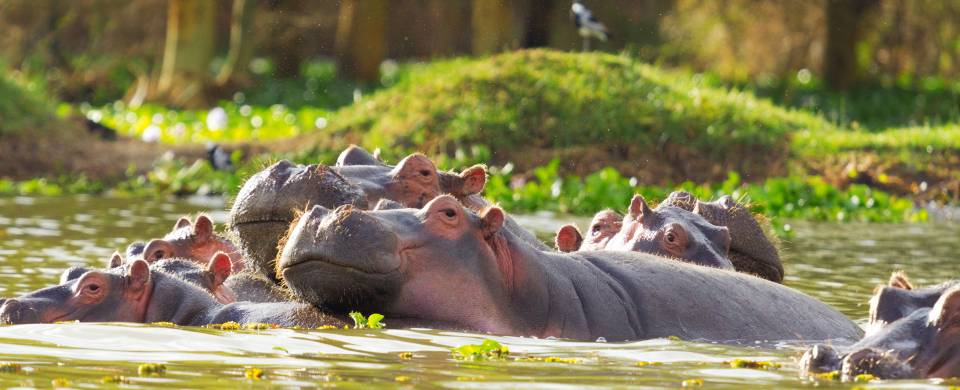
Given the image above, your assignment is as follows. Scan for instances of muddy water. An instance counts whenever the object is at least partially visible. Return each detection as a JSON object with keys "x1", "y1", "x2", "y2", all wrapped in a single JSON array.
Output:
[{"x1": 0, "y1": 196, "x2": 957, "y2": 388}]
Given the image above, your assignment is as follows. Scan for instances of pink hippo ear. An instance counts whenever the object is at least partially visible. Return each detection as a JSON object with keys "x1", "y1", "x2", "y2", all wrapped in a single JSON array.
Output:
[
  {"x1": 459, "y1": 165, "x2": 487, "y2": 195},
  {"x1": 126, "y1": 259, "x2": 151, "y2": 295},
  {"x1": 206, "y1": 252, "x2": 233, "y2": 288},
  {"x1": 480, "y1": 207, "x2": 505, "y2": 239},
  {"x1": 627, "y1": 194, "x2": 653, "y2": 223},
  {"x1": 193, "y1": 215, "x2": 214, "y2": 240},
  {"x1": 109, "y1": 251, "x2": 124, "y2": 268},
  {"x1": 336, "y1": 145, "x2": 384, "y2": 166},
  {"x1": 555, "y1": 224, "x2": 584, "y2": 252},
  {"x1": 393, "y1": 154, "x2": 438, "y2": 182},
  {"x1": 930, "y1": 287, "x2": 960, "y2": 329},
  {"x1": 174, "y1": 217, "x2": 191, "y2": 230},
  {"x1": 714, "y1": 225, "x2": 732, "y2": 255},
  {"x1": 888, "y1": 270, "x2": 914, "y2": 290}
]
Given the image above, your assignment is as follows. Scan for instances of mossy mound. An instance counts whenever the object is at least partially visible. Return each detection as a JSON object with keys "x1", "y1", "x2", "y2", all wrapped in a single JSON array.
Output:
[{"x1": 311, "y1": 49, "x2": 837, "y2": 181}]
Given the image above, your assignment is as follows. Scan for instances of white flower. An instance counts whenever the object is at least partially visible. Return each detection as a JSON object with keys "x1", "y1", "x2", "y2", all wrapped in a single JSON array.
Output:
[
  {"x1": 142, "y1": 125, "x2": 162, "y2": 143},
  {"x1": 206, "y1": 107, "x2": 228, "y2": 131}
]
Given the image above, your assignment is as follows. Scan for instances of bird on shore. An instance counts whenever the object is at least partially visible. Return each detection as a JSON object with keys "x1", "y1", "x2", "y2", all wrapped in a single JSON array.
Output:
[
  {"x1": 206, "y1": 142, "x2": 234, "y2": 171},
  {"x1": 571, "y1": 1, "x2": 610, "y2": 51}
]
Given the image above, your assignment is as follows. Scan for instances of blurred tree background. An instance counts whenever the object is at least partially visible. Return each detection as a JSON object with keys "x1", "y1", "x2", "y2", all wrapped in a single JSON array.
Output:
[{"x1": 3, "y1": 0, "x2": 960, "y2": 108}]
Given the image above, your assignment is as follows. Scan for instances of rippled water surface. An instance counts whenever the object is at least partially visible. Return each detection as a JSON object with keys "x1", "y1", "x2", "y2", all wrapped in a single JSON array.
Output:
[{"x1": 0, "y1": 196, "x2": 958, "y2": 388}]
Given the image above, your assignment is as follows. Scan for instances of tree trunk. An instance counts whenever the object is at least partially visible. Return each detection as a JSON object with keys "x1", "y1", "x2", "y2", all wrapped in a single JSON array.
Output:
[
  {"x1": 523, "y1": 0, "x2": 553, "y2": 47},
  {"x1": 215, "y1": 0, "x2": 253, "y2": 86},
  {"x1": 472, "y1": 0, "x2": 515, "y2": 55},
  {"x1": 823, "y1": 0, "x2": 879, "y2": 90},
  {"x1": 335, "y1": 0, "x2": 388, "y2": 82},
  {"x1": 157, "y1": 0, "x2": 216, "y2": 106}
]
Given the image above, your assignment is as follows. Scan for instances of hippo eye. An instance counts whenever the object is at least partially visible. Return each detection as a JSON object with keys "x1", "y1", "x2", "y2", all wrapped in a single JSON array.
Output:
[
  {"x1": 440, "y1": 208, "x2": 456, "y2": 218},
  {"x1": 665, "y1": 232, "x2": 676, "y2": 243},
  {"x1": 85, "y1": 284, "x2": 100, "y2": 293},
  {"x1": 152, "y1": 251, "x2": 165, "y2": 260},
  {"x1": 591, "y1": 225, "x2": 602, "y2": 235},
  {"x1": 419, "y1": 170, "x2": 431, "y2": 177}
]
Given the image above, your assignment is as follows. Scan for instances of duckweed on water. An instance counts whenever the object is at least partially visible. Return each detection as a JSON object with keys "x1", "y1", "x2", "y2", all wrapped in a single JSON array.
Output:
[
  {"x1": 813, "y1": 370, "x2": 841, "y2": 380},
  {"x1": 0, "y1": 363, "x2": 21, "y2": 373},
  {"x1": 636, "y1": 361, "x2": 663, "y2": 367},
  {"x1": 137, "y1": 363, "x2": 166, "y2": 376},
  {"x1": 398, "y1": 352, "x2": 414, "y2": 360},
  {"x1": 726, "y1": 359, "x2": 781, "y2": 370},
  {"x1": 681, "y1": 378, "x2": 704, "y2": 387},
  {"x1": 853, "y1": 373, "x2": 876, "y2": 382},
  {"x1": 51, "y1": 378, "x2": 70, "y2": 387},
  {"x1": 100, "y1": 375, "x2": 127, "y2": 384},
  {"x1": 451, "y1": 339, "x2": 509, "y2": 361},
  {"x1": 206, "y1": 322, "x2": 242, "y2": 331},
  {"x1": 244, "y1": 368, "x2": 265, "y2": 380},
  {"x1": 349, "y1": 311, "x2": 385, "y2": 329}
]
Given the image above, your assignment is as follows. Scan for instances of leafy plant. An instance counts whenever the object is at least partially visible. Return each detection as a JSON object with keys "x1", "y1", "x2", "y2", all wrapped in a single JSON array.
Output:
[
  {"x1": 349, "y1": 311, "x2": 385, "y2": 329},
  {"x1": 451, "y1": 339, "x2": 509, "y2": 361}
]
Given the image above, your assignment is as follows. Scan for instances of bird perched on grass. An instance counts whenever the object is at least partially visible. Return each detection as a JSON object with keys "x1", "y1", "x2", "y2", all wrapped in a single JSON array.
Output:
[
  {"x1": 571, "y1": 1, "x2": 610, "y2": 51},
  {"x1": 206, "y1": 142, "x2": 234, "y2": 171}
]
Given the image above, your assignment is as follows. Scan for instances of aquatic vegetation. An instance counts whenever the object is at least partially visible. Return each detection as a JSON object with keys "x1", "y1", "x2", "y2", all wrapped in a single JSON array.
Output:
[
  {"x1": 812, "y1": 370, "x2": 841, "y2": 380},
  {"x1": 244, "y1": 368, "x2": 265, "y2": 380},
  {"x1": 50, "y1": 378, "x2": 70, "y2": 387},
  {"x1": 516, "y1": 356, "x2": 579, "y2": 364},
  {"x1": 349, "y1": 311, "x2": 385, "y2": 329},
  {"x1": 150, "y1": 322, "x2": 176, "y2": 327},
  {"x1": 681, "y1": 378, "x2": 704, "y2": 387},
  {"x1": 726, "y1": 359, "x2": 781, "y2": 370},
  {"x1": 394, "y1": 375, "x2": 411, "y2": 382},
  {"x1": 206, "y1": 322, "x2": 242, "y2": 331},
  {"x1": 636, "y1": 361, "x2": 663, "y2": 367},
  {"x1": 137, "y1": 363, "x2": 166, "y2": 376},
  {"x1": 0, "y1": 363, "x2": 21, "y2": 373},
  {"x1": 451, "y1": 340, "x2": 510, "y2": 361},
  {"x1": 100, "y1": 375, "x2": 127, "y2": 384},
  {"x1": 397, "y1": 352, "x2": 414, "y2": 360},
  {"x1": 243, "y1": 323, "x2": 277, "y2": 330},
  {"x1": 853, "y1": 373, "x2": 876, "y2": 382}
]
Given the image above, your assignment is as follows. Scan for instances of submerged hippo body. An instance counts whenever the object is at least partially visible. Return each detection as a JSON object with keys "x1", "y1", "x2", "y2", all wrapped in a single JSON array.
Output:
[
  {"x1": 1, "y1": 257, "x2": 343, "y2": 328},
  {"x1": 277, "y1": 196, "x2": 862, "y2": 343},
  {"x1": 801, "y1": 286, "x2": 960, "y2": 380}
]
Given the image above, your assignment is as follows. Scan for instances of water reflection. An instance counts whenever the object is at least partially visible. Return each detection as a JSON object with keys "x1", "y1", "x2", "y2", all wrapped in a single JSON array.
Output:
[{"x1": 0, "y1": 196, "x2": 956, "y2": 388}]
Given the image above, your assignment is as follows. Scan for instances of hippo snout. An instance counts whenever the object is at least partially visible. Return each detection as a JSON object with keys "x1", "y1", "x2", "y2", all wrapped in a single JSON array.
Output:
[{"x1": 0, "y1": 299, "x2": 39, "y2": 325}]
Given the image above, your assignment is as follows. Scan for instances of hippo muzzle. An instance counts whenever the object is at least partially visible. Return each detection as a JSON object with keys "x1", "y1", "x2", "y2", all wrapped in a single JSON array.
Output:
[
  {"x1": 0, "y1": 298, "x2": 61, "y2": 325},
  {"x1": 278, "y1": 205, "x2": 402, "y2": 311}
]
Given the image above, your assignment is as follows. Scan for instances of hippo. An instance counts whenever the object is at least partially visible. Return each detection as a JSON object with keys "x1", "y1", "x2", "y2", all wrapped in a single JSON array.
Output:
[
  {"x1": 868, "y1": 270, "x2": 959, "y2": 335},
  {"x1": 229, "y1": 146, "x2": 528, "y2": 279},
  {"x1": 0, "y1": 254, "x2": 344, "y2": 328},
  {"x1": 66, "y1": 253, "x2": 288, "y2": 304},
  {"x1": 601, "y1": 195, "x2": 734, "y2": 270},
  {"x1": 124, "y1": 215, "x2": 244, "y2": 272},
  {"x1": 555, "y1": 209, "x2": 621, "y2": 252},
  {"x1": 800, "y1": 285, "x2": 960, "y2": 380},
  {"x1": 275, "y1": 195, "x2": 862, "y2": 343},
  {"x1": 658, "y1": 191, "x2": 783, "y2": 282}
]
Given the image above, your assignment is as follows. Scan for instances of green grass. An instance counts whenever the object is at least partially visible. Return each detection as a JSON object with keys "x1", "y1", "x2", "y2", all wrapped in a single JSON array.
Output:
[
  {"x1": 320, "y1": 49, "x2": 837, "y2": 162},
  {"x1": 0, "y1": 71, "x2": 59, "y2": 135},
  {"x1": 794, "y1": 124, "x2": 960, "y2": 155}
]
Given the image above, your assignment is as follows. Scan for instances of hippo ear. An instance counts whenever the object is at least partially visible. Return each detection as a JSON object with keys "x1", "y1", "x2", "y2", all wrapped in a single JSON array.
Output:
[
  {"x1": 930, "y1": 286, "x2": 960, "y2": 330},
  {"x1": 392, "y1": 154, "x2": 437, "y2": 181},
  {"x1": 109, "y1": 251, "x2": 124, "y2": 268},
  {"x1": 372, "y1": 148, "x2": 384, "y2": 162},
  {"x1": 174, "y1": 217, "x2": 191, "y2": 230},
  {"x1": 888, "y1": 270, "x2": 914, "y2": 290},
  {"x1": 480, "y1": 207, "x2": 505, "y2": 239},
  {"x1": 193, "y1": 215, "x2": 214, "y2": 240},
  {"x1": 459, "y1": 165, "x2": 487, "y2": 195},
  {"x1": 627, "y1": 194, "x2": 653, "y2": 222},
  {"x1": 712, "y1": 226, "x2": 731, "y2": 255},
  {"x1": 206, "y1": 252, "x2": 233, "y2": 288},
  {"x1": 126, "y1": 259, "x2": 151, "y2": 294},
  {"x1": 555, "y1": 224, "x2": 583, "y2": 252},
  {"x1": 336, "y1": 145, "x2": 383, "y2": 166}
]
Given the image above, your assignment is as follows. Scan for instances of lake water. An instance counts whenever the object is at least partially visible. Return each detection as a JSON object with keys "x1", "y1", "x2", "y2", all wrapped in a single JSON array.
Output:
[{"x1": 0, "y1": 196, "x2": 957, "y2": 388}]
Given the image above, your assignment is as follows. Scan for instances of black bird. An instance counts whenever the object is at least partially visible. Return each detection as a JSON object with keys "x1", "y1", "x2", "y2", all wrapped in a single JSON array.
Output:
[
  {"x1": 84, "y1": 118, "x2": 118, "y2": 141},
  {"x1": 571, "y1": 1, "x2": 610, "y2": 51},
  {"x1": 206, "y1": 142, "x2": 234, "y2": 171}
]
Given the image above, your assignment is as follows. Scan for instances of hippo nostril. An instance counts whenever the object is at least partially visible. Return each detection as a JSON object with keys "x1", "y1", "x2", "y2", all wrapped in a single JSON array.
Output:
[{"x1": 1, "y1": 299, "x2": 20, "y2": 312}]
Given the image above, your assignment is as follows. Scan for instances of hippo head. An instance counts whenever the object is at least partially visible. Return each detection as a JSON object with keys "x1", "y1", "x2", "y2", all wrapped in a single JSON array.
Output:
[
  {"x1": 229, "y1": 160, "x2": 367, "y2": 278},
  {"x1": 868, "y1": 271, "x2": 959, "y2": 335},
  {"x1": 133, "y1": 215, "x2": 244, "y2": 272},
  {"x1": 801, "y1": 286, "x2": 960, "y2": 380},
  {"x1": 334, "y1": 145, "x2": 487, "y2": 206},
  {"x1": 0, "y1": 259, "x2": 153, "y2": 324},
  {"x1": 605, "y1": 195, "x2": 733, "y2": 270},
  {"x1": 555, "y1": 209, "x2": 623, "y2": 252},
  {"x1": 61, "y1": 253, "x2": 237, "y2": 304},
  {"x1": 277, "y1": 195, "x2": 523, "y2": 334}
]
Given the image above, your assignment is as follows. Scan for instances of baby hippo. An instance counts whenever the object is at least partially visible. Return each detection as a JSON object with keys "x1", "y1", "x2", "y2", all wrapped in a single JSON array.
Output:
[
  {"x1": 0, "y1": 253, "x2": 342, "y2": 328},
  {"x1": 558, "y1": 195, "x2": 732, "y2": 270},
  {"x1": 868, "y1": 270, "x2": 960, "y2": 335},
  {"x1": 126, "y1": 215, "x2": 244, "y2": 272},
  {"x1": 801, "y1": 285, "x2": 960, "y2": 380}
]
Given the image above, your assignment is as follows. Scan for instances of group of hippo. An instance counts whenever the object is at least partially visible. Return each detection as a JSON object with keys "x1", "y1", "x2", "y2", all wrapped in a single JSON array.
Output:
[{"x1": 0, "y1": 145, "x2": 956, "y2": 380}]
